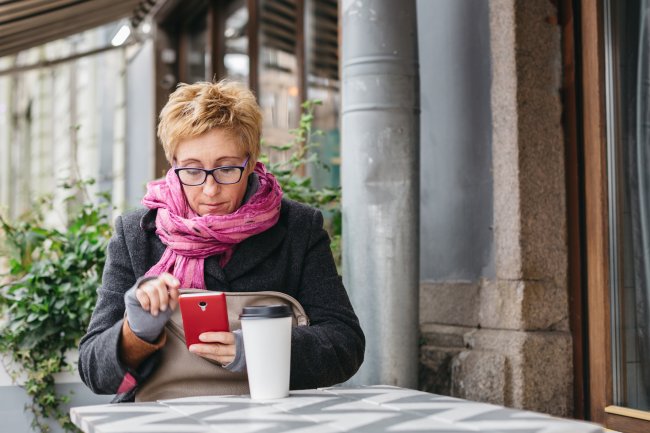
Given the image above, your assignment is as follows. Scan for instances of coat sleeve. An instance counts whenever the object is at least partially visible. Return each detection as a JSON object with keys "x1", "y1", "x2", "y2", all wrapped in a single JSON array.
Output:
[
  {"x1": 289, "y1": 210, "x2": 365, "y2": 389},
  {"x1": 78, "y1": 215, "x2": 140, "y2": 394}
]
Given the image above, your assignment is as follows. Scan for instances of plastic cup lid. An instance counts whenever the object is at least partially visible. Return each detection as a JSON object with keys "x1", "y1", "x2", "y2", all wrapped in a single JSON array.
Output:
[{"x1": 239, "y1": 304, "x2": 292, "y2": 319}]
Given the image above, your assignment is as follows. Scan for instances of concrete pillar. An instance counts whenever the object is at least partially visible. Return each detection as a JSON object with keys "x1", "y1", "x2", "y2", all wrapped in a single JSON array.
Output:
[
  {"x1": 419, "y1": 0, "x2": 573, "y2": 417},
  {"x1": 341, "y1": 0, "x2": 420, "y2": 387},
  {"x1": 461, "y1": 0, "x2": 571, "y2": 415}
]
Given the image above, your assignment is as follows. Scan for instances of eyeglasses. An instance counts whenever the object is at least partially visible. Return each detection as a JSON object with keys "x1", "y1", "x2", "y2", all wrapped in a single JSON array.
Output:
[{"x1": 174, "y1": 156, "x2": 249, "y2": 186}]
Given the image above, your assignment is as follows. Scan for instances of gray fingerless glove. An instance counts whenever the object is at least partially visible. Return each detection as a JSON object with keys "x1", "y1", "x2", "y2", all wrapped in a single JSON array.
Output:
[
  {"x1": 124, "y1": 282, "x2": 174, "y2": 343},
  {"x1": 223, "y1": 329, "x2": 247, "y2": 373}
]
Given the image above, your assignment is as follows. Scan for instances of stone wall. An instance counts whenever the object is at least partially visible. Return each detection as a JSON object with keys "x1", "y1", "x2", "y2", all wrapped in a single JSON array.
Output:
[{"x1": 419, "y1": 0, "x2": 573, "y2": 417}]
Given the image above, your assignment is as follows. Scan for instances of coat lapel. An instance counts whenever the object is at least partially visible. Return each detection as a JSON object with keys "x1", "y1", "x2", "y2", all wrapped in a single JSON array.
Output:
[
  {"x1": 224, "y1": 220, "x2": 287, "y2": 281},
  {"x1": 142, "y1": 209, "x2": 167, "y2": 268},
  {"x1": 204, "y1": 255, "x2": 227, "y2": 283}
]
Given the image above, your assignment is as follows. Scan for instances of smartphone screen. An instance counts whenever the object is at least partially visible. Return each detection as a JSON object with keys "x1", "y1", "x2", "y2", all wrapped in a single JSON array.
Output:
[{"x1": 178, "y1": 292, "x2": 229, "y2": 348}]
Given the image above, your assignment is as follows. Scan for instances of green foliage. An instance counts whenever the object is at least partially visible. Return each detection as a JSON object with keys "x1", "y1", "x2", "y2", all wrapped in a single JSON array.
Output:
[
  {"x1": 260, "y1": 100, "x2": 342, "y2": 265},
  {"x1": 0, "y1": 179, "x2": 112, "y2": 433}
]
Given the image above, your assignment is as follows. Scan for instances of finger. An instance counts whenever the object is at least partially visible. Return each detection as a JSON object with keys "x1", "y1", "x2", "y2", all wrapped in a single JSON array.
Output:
[
  {"x1": 156, "y1": 273, "x2": 179, "y2": 311},
  {"x1": 189, "y1": 343, "x2": 236, "y2": 359},
  {"x1": 159, "y1": 272, "x2": 180, "y2": 290},
  {"x1": 168, "y1": 286, "x2": 180, "y2": 310},
  {"x1": 199, "y1": 332, "x2": 235, "y2": 344},
  {"x1": 153, "y1": 280, "x2": 170, "y2": 312},
  {"x1": 142, "y1": 282, "x2": 162, "y2": 316},
  {"x1": 188, "y1": 349, "x2": 235, "y2": 366},
  {"x1": 135, "y1": 288, "x2": 150, "y2": 311}
]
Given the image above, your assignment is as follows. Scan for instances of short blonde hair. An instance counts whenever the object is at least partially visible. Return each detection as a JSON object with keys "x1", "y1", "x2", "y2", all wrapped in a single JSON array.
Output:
[{"x1": 157, "y1": 80, "x2": 262, "y2": 165}]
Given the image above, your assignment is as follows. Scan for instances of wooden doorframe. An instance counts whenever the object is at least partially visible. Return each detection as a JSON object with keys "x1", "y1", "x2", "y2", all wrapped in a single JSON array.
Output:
[
  {"x1": 561, "y1": 0, "x2": 586, "y2": 420},
  {"x1": 579, "y1": 1, "x2": 650, "y2": 431},
  {"x1": 579, "y1": 0, "x2": 611, "y2": 423}
]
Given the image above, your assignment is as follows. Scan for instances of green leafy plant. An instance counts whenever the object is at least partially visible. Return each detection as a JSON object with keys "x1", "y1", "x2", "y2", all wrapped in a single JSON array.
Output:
[
  {"x1": 0, "y1": 179, "x2": 112, "y2": 432},
  {"x1": 260, "y1": 99, "x2": 342, "y2": 265}
]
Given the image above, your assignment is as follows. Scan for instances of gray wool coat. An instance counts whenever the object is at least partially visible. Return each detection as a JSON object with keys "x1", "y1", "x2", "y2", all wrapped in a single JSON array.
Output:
[{"x1": 78, "y1": 198, "x2": 365, "y2": 401}]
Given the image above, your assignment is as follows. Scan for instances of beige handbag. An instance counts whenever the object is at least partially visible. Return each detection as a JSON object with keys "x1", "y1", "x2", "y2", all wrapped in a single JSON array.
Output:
[{"x1": 135, "y1": 289, "x2": 309, "y2": 402}]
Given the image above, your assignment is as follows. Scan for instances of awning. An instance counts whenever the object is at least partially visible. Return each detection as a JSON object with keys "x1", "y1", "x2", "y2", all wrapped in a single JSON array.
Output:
[{"x1": 0, "y1": 0, "x2": 147, "y2": 58}]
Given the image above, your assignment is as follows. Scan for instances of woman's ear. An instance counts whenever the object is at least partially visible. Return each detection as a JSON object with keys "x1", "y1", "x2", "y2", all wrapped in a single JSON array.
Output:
[{"x1": 245, "y1": 157, "x2": 255, "y2": 175}]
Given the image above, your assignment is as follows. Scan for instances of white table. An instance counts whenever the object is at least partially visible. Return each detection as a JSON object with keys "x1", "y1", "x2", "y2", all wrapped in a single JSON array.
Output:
[{"x1": 70, "y1": 385, "x2": 603, "y2": 433}]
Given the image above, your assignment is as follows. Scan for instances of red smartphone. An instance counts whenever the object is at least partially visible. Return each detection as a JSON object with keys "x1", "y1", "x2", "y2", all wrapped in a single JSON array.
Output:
[{"x1": 178, "y1": 292, "x2": 230, "y2": 348}]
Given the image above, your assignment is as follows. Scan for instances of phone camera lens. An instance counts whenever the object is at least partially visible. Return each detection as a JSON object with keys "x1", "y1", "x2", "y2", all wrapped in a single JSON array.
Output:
[{"x1": 199, "y1": 301, "x2": 207, "y2": 307}]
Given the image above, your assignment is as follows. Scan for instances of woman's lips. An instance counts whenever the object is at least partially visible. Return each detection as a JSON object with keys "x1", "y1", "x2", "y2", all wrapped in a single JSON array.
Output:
[{"x1": 202, "y1": 203, "x2": 227, "y2": 212}]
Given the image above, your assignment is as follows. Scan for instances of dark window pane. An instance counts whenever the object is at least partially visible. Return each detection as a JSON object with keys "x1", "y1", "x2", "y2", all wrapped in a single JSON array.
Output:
[{"x1": 606, "y1": 0, "x2": 650, "y2": 411}]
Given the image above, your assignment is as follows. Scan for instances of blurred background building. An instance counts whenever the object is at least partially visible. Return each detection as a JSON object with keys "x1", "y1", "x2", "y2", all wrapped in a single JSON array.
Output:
[{"x1": 0, "y1": 0, "x2": 339, "y2": 218}]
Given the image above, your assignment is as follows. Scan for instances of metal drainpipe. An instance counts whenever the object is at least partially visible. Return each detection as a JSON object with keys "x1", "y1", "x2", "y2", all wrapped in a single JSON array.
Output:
[{"x1": 341, "y1": 0, "x2": 420, "y2": 387}]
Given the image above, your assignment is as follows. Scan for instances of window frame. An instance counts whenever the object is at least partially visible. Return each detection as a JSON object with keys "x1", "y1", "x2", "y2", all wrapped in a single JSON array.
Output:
[{"x1": 580, "y1": 0, "x2": 650, "y2": 430}]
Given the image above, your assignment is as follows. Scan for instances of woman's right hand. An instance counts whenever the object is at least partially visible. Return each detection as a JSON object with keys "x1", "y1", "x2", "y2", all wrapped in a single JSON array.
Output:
[
  {"x1": 133, "y1": 273, "x2": 180, "y2": 316},
  {"x1": 124, "y1": 273, "x2": 180, "y2": 342}
]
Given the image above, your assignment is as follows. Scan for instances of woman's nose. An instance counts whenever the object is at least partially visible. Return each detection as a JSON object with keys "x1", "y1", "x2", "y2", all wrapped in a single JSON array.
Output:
[{"x1": 202, "y1": 174, "x2": 221, "y2": 196}]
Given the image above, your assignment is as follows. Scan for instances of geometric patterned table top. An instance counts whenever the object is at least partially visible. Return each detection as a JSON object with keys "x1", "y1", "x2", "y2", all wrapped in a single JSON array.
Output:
[{"x1": 70, "y1": 385, "x2": 604, "y2": 433}]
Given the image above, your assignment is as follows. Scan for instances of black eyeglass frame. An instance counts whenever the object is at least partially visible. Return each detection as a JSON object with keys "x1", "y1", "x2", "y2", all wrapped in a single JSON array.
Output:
[{"x1": 173, "y1": 156, "x2": 250, "y2": 186}]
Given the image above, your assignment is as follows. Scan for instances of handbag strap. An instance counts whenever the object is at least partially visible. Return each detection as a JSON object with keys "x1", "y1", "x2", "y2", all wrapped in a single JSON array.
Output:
[{"x1": 225, "y1": 291, "x2": 309, "y2": 326}]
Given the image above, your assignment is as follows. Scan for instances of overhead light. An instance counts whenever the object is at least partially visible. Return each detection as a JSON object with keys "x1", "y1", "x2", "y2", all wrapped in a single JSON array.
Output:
[
  {"x1": 141, "y1": 22, "x2": 152, "y2": 34},
  {"x1": 111, "y1": 24, "x2": 131, "y2": 46}
]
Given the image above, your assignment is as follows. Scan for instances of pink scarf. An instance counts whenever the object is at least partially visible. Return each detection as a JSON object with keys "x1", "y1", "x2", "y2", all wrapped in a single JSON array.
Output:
[{"x1": 141, "y1": 162, "x2": 282, "y2": 289}]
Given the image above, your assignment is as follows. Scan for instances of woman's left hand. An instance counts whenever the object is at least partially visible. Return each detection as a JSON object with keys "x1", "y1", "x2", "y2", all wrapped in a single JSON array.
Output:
[{"x1": 188, "y1": 332, "x2": 236, "y2": 366}]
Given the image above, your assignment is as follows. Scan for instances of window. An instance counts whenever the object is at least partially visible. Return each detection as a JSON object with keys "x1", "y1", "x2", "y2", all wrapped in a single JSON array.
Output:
[
  {"x1": 258, "y1": 0, "x2": 301, "y2": 147},
  {"x1": 605, "y1": 0, "x2": 650, "y2": 413},
  {"x1": 581, "y1": 0, "x2": 650, "y2": 430},
  {"x1": 224, "y1": 1, "x2": 250, "y2": 83},
  {"x1": 151, "y1": 0, "x2": 341, "y2": 188}
]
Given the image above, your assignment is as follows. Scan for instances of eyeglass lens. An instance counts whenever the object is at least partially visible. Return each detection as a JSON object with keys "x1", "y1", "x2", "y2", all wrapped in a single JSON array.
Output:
[{"x1": 178, "y1": 167, "x2": 242, "y2": 185}]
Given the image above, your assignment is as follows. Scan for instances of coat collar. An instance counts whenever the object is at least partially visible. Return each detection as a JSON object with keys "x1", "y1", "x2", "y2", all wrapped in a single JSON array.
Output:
[
  {"x1": 223, "y1": 218, "x2": 286, "y2": 280},
  {"x1": 140, "y1": 206, "x2": 286, "y2": 284}
]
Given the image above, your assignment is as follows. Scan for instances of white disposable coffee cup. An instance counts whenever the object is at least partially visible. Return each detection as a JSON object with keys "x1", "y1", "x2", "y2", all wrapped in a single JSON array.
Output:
[{"x1": 239, "y1": 304, "x2": 292, "y2": 400}]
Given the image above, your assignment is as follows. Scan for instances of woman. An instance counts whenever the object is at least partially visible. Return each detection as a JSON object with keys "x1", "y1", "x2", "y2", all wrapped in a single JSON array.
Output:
[{"x1": 78, "y1": 81, "x2": 365, "y2": 402}]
